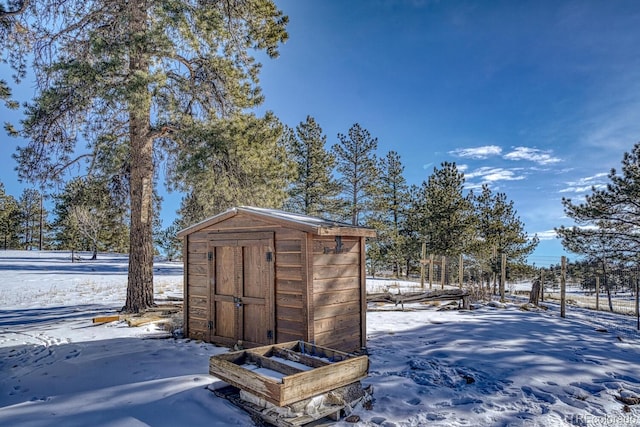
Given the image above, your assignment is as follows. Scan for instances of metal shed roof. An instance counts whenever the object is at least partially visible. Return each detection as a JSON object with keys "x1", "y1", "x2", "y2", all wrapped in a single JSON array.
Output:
[{"x1": 177, "y1": 206, "x2": 376, "y2": 238}]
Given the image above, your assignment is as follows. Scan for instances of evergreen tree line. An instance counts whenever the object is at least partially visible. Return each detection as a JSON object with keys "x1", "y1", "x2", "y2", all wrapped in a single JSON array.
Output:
[
  {"x1": 0, "y1": 178, "x2": 128, "y2": 258},
  {"x1": 167, "y1": 115, "x2": 539, "y2": 276},
  {"x1": 0, "y1": 115, "x2": 538, "y2": 276},
  {"x1": 0, "y1": 183, "x2": 44, "y2": 251}
]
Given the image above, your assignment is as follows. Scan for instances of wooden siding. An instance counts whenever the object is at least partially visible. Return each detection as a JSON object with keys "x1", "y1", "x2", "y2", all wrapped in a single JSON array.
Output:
[
  {"x1": 312, "y1": 236, "x2": 362, "y2": 351},
  {"x1": 275, "y1": 229, "x2": 306, "y2": 343},
  {"x1": 203, "y1": 213, "x2": 275, "y2": 234},
  {"x1": 182, "y1": 208, "x2": 371, "y2": 351},
  {"x1": 185, "y1": 231, "x2": 210, "y2": 341}
]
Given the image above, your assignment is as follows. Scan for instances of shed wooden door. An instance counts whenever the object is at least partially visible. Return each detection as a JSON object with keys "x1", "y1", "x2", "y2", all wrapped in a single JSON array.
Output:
[{"x1": 208, "y1": 233, "x2": 274, "y2": 347}]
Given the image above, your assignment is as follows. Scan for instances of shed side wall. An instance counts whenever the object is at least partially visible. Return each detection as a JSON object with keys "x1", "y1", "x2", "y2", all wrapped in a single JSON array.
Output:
[
  {"x1": 185, "y1": 231, "x2": 210, "y2": 340},
  {"x1": 312, "y1": 236, "x2": 363, "y2": 351}
]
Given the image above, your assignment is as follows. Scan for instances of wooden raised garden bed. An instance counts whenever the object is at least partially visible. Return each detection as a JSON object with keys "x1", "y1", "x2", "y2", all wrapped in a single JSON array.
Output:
[{"x1": 209, "y1": 340, "x2": 369, "y2": 407}]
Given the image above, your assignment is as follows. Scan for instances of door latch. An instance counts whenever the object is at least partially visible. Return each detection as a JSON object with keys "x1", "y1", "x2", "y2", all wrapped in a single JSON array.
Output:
[{"x1": 234, "y1": 297, "x2": 243, "y2": 307}]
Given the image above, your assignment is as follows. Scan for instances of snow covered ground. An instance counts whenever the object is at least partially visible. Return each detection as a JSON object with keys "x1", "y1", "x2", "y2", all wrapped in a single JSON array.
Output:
[{"x1": 1, "y1": 251, "x2": 639, "y2": 426}]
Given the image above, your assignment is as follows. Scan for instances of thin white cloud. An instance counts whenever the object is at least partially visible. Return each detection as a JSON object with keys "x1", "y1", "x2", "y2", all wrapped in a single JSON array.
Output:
[
  {"x1": 458, "y1": 164, "x2": 469, "y2": 172},
  {"x1": 559, "y1": 172, "x2": 609, "y2": 193},
  {"x1": 536, "y1": 229, "x2": 558, "y2": 241},
  {"x1": 559, "y1": 185, "x2": 600, "y2": 193},
  {"x1": 464, "y1": 182, "x2": 484, "y2": 190},
  {"x1": 504, "y1": 147, "x2": 562, "y2": 165},
  {"x1": 465, "y1": 167, "x2": 525, "y2": 182},
  {"x1": 449, "y1": 145, "x2": 502, "y2": 159}
]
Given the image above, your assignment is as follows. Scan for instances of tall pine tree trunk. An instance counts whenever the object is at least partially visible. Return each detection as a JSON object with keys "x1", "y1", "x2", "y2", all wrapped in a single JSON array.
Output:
[
  {"x1": 601, "y1": 259, "x2": 613, "y2": 312},
  {"x1": 123, "y1": 0, "x2": 154, "y2": 313}
]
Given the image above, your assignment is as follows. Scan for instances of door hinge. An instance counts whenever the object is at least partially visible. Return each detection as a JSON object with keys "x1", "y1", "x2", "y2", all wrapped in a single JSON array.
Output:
[
  {"x1": 266, "y1": 251, "x2": 273, "y2": 262},
  {"x1": 267, "y1": 330, "x2": 273, "y2": 340},
  {"x1": 208, "y1": 252, "x2": 213, "y2": 261}
]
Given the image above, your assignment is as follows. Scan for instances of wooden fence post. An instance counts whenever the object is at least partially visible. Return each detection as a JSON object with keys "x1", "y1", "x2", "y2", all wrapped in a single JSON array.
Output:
[
  {"x1": 459, "y1": 254, "x2": 464, "y2": 289},
  {"x1": 595, "y1": 276, "x2": 600, "y2": 312},
  {"x1": 500, "y1": 253, "x2": 506, "y2": 302},
  {"x1": 420, "y1": 242, "x2": 426, "y2": 289},
  {"x1": 429, "y1": 254, "x2": 434, "y2": 290},
  {"x1": 441, "y1": 256, "x2": 446, "y2": 290},
  {"x1": 492, "y1": 246, "x2": 497, "y2": 295},
  {"x1": 560, "y1": 256, "x2": 566, "y2": 318},
  {"x1": 540, "y1": 268, "x2": 544, "y2": 302}
]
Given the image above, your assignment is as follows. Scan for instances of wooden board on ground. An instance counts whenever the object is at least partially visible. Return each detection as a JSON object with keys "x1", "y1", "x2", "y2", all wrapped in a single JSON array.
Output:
[
  {"x1": 367, "y1": 288, "x2": 470, "y2": 310},
  {"x1": 125, "y1": 303, "x2": 182, "y2": 327},
  {"x1": 126, "y1": 314, "x2": 168, "y2": 327},
  {"x1": 92, "y1": 303, "x2": 183, "y2": 327},
  {"x1": 92, "y1": 315, "x2": 121, "y2": 324},
  {"x1": 209, "y1": 340, "x2": 369, "y2": 407}
]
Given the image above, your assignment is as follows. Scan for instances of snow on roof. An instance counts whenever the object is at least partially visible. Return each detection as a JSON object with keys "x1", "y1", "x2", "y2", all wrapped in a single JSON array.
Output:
[
  {"x1": 237, "y1": 206, "x2": 354, "y2": 228},
  {"x1": 177, "y1": 206, "x2": 376, "y2": 237}
]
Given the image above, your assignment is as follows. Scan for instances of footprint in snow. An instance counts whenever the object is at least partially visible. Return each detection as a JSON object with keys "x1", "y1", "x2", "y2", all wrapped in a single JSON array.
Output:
[
  {"x1": 521, "y1": 385, "x2": 557, "y2": 404},
  {"x1": 405, "y1": 397, "x2": 421, "y2": 406},
  {"x1": 451, "y1": 397, "x2": 482, "y2": 405},
  {"x1": 64, "y1": 348, "x2": 80, "y2": 359},
  {"x1": 570, "y1": 381, "x2": 606, "y2": 395},
  {"x1": 609, "y1": 373, "x2": 640, "y2": 384},
  {"x1": 557, "y1": 393, "x2": 589, "y2": 410},
  {"x1": 426, "y1": 413, "x2": 446, "y2": 421},
  {"x1": 592, "y1": 378, "x2": 621, "y2": 390}
]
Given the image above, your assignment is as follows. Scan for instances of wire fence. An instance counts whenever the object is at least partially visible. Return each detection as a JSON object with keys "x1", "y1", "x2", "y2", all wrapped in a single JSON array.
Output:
[
  {"x1": 539, "y1": 267, "x2": 640, "y2": 317},
  {"x1": 374, "y1": 252, "x2": 640, "y2": 328},
  {"x1": 543, "y1": 290, "x2": 638, "y2": 315}
]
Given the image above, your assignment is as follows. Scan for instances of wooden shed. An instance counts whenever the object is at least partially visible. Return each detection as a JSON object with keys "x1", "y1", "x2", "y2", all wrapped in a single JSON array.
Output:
[{"x1": 177, "y1": 207, "x2": 376, "y2": 352}]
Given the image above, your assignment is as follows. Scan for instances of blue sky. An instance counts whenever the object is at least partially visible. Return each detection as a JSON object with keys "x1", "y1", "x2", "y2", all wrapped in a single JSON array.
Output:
[
  {"x1": 2, "y1": 0, "x2": 640, "y2": 264},
  {"x1": 254, "y1": 0, "x2": 640, "y2": 264}
]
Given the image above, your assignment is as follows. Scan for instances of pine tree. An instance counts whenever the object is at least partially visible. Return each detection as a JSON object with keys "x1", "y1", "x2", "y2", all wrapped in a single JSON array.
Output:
[
  {"x1": 285, "y1": 116, "x2": 341, "y2": 217},
  {"x1": 0, "y1": 183, "x2": 20, "y2": 249},
  {"x1": 51, "y1": 177, "x2": 129, "y2": 259},
  {"x1": 558, "y1": 142, "x2": 640, "y2": 262},
  {"x1": 0, "y1": 2, "x2": 26, "y2": 114},
  {"x1": 174, "y1": 192, "x2": 206, "y2": 231},
  {"x1": 17, "y1": 188, "x2": 45, "y2": 250},
  {"x1": 472, "y1": 184, "x2": 538, "y2": 262},
  {"x1": 409, "y1": 162, "x2": 474, "y2": 256},
  {"x1": 472, "y1": 184, "x2": 538, "y2": 292},
  {"x1": 4, "y1": 1, "x2": 288, "y2": 312},
  {"x1": 333, "y1": 123, "x2": 378, "y2": 225},
  {"x1": 168, "y1": 112, "x2": 293, "y2": 220},
  {"x1": 155, "y1": 221, "x2": 182, "y2": 262},
  {"x1": 368, "y1": 151, "x2": 410, "y2": 277}
]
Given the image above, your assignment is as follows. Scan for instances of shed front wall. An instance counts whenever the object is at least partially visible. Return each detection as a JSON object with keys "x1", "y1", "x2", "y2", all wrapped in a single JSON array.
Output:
[
  {"x1": 183, "y1": 212, "x2": 367, "y2": 352},
  {"x1": 184, "y1": 214, "x2": 311, "y2": 346}
]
